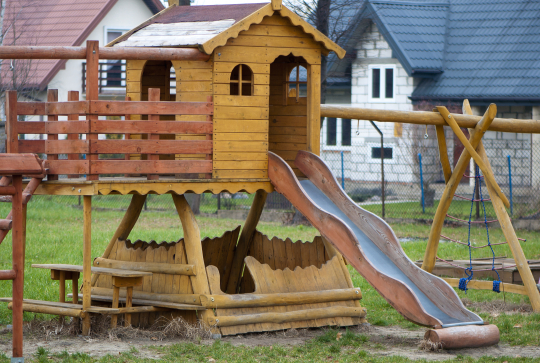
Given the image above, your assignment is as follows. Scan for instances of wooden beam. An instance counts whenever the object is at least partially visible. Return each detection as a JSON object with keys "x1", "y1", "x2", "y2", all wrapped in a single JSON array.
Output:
[
  {"x1": 82, "y1": 195, "x2": 92, "y2": 335},
  {"x1": 307, "y1": 64, "x2": 321, "y2": 154},
  {"x1": 436, "y1": 106, "x2": 510, "y2": 208},
  {"x1": 9, "y1": 302, "x2": 87, "y2": 319},
  {"x1": 46, "y1": 90, "x2": 59, "y2": 181},
  {"x1": 85, "y1": 41, "x2": 99, "y2": 181},
  {"x1": 435, "y1": 125, "x2": 452, "y2": 184},
  {"x1": 320, "y1": 104, "x2": 540, "y2": 134},
  {"x1": 225, "y1": 190, "x2": 267, "y2": 294},
  {"x1": 5, "y1": 91, "x2": 18, "y2": 153},
  {"x1": 94, "y1": 258, "x2": 195, "y2": 276},
  {"x1": 421, "y1": 104, "x2": 497, "y2": 273},
  {"x1": 11, "y1": 175, "x2": 23, "y2": 359},
  {"x1": 0, "y1": 46, "x2": 210, "y2": 61}
]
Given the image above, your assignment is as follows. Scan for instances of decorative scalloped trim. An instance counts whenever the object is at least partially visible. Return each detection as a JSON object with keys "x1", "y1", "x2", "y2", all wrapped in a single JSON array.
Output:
[{"x1": 97, "y1": 184, "x2": 274, "y2": 196}]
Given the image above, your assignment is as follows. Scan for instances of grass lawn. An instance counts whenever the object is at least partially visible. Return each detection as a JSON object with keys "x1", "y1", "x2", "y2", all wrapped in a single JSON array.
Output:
[{"x1": 0, "y1": 196, "x2": 539, "y2": 362}]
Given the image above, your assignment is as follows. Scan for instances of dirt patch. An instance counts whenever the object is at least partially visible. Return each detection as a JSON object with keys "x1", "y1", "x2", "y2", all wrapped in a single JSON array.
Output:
[
  {"x1": 1, "y1": 323, "x2": 539, "y2": 361},
  {"x1": 462, "y1": 298, "x2": 533, "y2": 315}
]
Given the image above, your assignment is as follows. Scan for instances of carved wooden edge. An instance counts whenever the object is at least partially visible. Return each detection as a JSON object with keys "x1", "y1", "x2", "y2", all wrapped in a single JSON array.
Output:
[
  {"x1": 294, "y1": 150, "x2": 482, "y2": 324},
  {"x1": 267, "y1": 151, "x2": 441, "y2": 327}
]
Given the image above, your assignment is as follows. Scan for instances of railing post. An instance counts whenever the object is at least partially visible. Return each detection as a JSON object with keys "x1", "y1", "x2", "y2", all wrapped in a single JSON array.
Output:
[
  {"x1": 419, "y1": 153, "x2": 425, "y2": 214},
  {"x1": 5, "y1": 90, "x2": 18, "y2": 153},
  {"x1": 147, "y1": 88, "x2": 160, "y2": 180},
  {"x1": 11, "y1": 175, "x2": 23, "y2": 359},
  {"x1": 86, "y1": 40, "x2": 99, "y2": 181},
  {"x1": 47, "y1": 89, "x2": 59, "y2": 181},
  {"x1": 67, "y1": 91, "x2": 80, "y2": 178}
]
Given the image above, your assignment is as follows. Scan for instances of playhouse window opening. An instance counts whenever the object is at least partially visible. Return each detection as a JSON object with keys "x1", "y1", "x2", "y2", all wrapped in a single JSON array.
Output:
[
  {"x1": 286, "y1": 64, "x2": 307, "y2": 103},
  {"x1": 230, "y1": 64, "x2": 253, "y2": 96}
]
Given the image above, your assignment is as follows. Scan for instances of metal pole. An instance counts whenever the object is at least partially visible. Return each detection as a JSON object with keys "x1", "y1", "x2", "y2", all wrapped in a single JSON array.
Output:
[
  {"x1": 341, "y1": 151, "x2": 345, "y2": 190},
  {"x1": 508, "y1": 155, "x2": 513, "y2": 215},
  {"x1": 419, "y1": 153, "x2": 425, "y2": 214},
  {"x1": 369, "y1": 121, "x2": 385, "y2": 217}
]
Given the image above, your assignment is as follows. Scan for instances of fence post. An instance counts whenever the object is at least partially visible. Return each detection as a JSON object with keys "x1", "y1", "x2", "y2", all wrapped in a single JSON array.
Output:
[
  {"x1": 341, "y1": 151, "x2": 345, "y2": 190},
  {"x1": 507, "y1": 155, "x2": 513, "y2": 215},
  {"x1": 419, "y1": 153, "x2": 425, "y2": 213},
  {"x1": 369, "y1": 120, "x2": 385, "y2": 218}
]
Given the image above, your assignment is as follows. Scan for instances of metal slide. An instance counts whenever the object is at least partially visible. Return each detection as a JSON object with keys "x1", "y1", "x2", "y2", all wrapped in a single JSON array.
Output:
[{"x1": 268, "y1": 150, "x2": 485, "y2": 328}]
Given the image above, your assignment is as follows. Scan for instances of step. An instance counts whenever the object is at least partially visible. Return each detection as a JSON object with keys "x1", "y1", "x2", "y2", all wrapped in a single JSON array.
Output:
[
  {"x1": 0, "y1": 219, "x2": 12, "y2": 231},
  {"x1": 32, "y1": 264, "x2": 152, "y2": 278},
  {"x1": 69, "y1": 293, "x2": 206, "y2": 311}
]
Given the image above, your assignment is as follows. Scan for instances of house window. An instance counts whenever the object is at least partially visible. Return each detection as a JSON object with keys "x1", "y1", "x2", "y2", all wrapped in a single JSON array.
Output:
[
  {"x1": 327, "y1": 117, "x2": 337, "y2": 146},
  {"x1": 342, "y1": 119, "x2": 351, "y2": 146},
  {"x1": 368, "y1": 64, "x2": 395, "y2": 102},
  {"x1": 103, "y1": 29, "x2": 128, "y2": 88},
  {"x1": 230, "y1": 64, "x2": 253, "y2": 96},
  {"x1": 371, "y1": 147, "x2": 393, "y2": 159}
]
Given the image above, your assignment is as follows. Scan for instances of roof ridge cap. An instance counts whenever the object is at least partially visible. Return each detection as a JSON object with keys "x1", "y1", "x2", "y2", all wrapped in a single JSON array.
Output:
[{"x1": 369, "y1": 0, "x2": 449, "y2": 6}]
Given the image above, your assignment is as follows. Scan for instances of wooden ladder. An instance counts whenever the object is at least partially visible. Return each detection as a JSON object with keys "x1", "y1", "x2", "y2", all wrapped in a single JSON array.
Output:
[{"x1": 0, "y1": 154, "x2": 45, "y2": 360}]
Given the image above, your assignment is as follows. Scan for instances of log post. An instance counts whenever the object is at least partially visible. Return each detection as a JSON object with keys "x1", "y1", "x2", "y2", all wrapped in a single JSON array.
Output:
[
  {"x1": 11, "y1": 175, "x2": 23, "y2": 359},
  {"x1": 225, "y1": 190, "x2": 267, "y2": 294},
  {"x1": 67, "y1": 91, "x2": 80, "y2": 178},
  {"x1": 171, "y1": 194, "x2": 216, "y2": 328},
  {"x1": 5, "y1": 91, "x2": 18, "y2": 153},
  {"x1": 85, "y1": 40, "x2": 99, "y2": 181},
  {"x1": 90, "y1": 194, "x2": 147, "y2": 286},
  {"x1": 82, "y1": 195, "x2": 92, "y2": 335}
]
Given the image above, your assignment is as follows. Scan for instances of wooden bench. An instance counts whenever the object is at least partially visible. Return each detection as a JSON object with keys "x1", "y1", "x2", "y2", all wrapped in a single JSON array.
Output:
[{"x1": 32, "y1": 264, "x2": 152, "y2": 327}]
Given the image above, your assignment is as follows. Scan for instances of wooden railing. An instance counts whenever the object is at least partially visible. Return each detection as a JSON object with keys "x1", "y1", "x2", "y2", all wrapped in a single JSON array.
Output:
[{"x1": 6, "y1": 88, "x2": 213, "y2": 181}]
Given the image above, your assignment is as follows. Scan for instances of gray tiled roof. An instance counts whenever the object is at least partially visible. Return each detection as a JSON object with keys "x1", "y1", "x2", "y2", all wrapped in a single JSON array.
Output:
[{"x1": 333, "y1": 0, "x2": 540, "y2": 103}]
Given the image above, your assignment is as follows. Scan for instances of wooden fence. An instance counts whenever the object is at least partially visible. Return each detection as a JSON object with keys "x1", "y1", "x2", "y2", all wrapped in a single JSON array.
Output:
[{"x1": 6, "y1": 89, "x2": 213, "y2": 180}]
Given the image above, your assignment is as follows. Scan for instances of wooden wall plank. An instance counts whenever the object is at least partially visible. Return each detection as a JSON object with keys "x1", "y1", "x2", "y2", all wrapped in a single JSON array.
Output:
[
  {"x1": 214, "y1": 133, "x2": 267, "y2": 141},
  {"x1": 214, "y1": 119, "x2": 268, "y2": 133},
  {"x1": 213, "y1": 152, "x2": 267, "y2": 161}
]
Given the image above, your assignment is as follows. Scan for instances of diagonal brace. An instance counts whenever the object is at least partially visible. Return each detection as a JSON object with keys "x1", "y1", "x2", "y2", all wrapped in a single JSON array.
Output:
[{"x1": 436, "y1": 106, "x2": 510, "y2": 209}]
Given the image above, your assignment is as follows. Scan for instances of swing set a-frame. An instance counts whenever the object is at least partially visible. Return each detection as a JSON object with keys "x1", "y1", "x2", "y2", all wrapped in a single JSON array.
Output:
[{"x1": 419, "y1": 100, "x2": 540, "y2": 311}]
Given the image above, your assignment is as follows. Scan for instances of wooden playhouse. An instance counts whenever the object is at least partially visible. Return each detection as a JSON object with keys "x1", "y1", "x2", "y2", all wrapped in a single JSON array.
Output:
[{"x1": 0, "y1": 0, "x2": 365, "y2": 338}]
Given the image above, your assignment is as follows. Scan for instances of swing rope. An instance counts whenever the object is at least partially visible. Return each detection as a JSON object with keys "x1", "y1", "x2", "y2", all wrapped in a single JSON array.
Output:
[{"x1": 457, "y1": 165, "x2": 501, "y2": 293}]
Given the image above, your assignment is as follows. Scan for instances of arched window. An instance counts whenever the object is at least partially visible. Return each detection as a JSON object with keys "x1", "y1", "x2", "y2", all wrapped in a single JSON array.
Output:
[
  {"x1": 230, "y1": 64, "x2": 253, "y2": 96},
  {"x1": 286, "y1": 64, "x2": 307, "y2": 104}
]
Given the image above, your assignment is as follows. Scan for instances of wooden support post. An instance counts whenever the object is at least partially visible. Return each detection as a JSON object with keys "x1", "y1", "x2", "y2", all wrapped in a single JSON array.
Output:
[
  {"x1": 67, "y1": 91, "x2": 80, "y2": 178},
  {"x1": 90, "y1": 194, "x2": 147, "y2": 286},
  {"x1": 148, "y1": 88, "x2": 160, "y2": 180},
  {"x1": 225, "y1": 190, "x2": 268, "y2": 294},
  {"x1": 422, "y1": 104, "x2": 497, "y2": 272},
  {"x1": 59, "y1": 271, "x2": 66, "y2": 303},
  {"x1": 125, "y1": 287, "x2": 133, "y2": 326},
  {"x1": 11, "y1": 175, "x2": 23, "y2": 359},
  {"x1": 307, "y1": 64, "x2": 321, "y2": 155},
  {"x1": 86, "y1": 40, "x2": 99, "y2": 181},
  {"x1": 72, "y1": 273, "x2": 79, "y2": 304},
  {"x1": 205, "y1": 95, "x2": 212, "y2": 179},
  {"x1": 47, "y1": 89, "x2": 59, "y2": 181},
  {"x1": 171, "y1": 194, "x2": 216, "y2": 327},
  {"x1": 5, "y1": 90, "x2": 18, "y2": 153},
  {"x1": 111, "y1": 286, "x2": 120, "y2": 329},
  {"x1": 82, "y1": 195, "x2": 92, "y2": 335},
  {"x1": 435, "y1": 125, "x2": 452, "y2": 184}
]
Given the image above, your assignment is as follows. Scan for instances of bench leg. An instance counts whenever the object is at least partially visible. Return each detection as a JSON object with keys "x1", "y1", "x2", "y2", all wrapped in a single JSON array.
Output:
[
  {"x1": 125, "y1": 286, "x2": 133, "y2": 327},
  {"x1": 59, "y1": 271, "x2": 66, "y2": 303},
  {"x1": 111, "y1": 286, "x2": 119, "y2": 329},
  {"x1": 72, "y1": 272, "x2": 79, "y2": 305}
]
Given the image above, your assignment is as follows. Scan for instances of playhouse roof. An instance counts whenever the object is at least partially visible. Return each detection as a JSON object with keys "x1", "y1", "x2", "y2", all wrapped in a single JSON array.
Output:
[{"x1": 109, "y1": 3, "x2": 346, "y2": 59}]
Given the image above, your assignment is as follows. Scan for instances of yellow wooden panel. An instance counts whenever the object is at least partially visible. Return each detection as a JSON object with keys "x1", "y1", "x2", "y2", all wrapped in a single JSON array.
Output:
[
  {"x1": 214, "y1": 106, "x2": 269, "y2": 120},
  {"x1": 260, "y1": 13, "x2": 293, "y2": 26},
  {"x1": 214, "y1": 46, "x2": 321, "y2": 65},
  {"x1": 213, "y1": 84, "x2": 269, "y2": 96},
  {"x1": 269, "y1": 116, "x2": 307, "y2": 127},
  {"x1": 126, "y1": 92, "x2": 140, "y2": 102},
  {"x1": 126, "y1": 60, "x2": 147, "y2": 70},
  {"x1": 214, "y1": 95, "x2": 268, "y2": 107},
  {"x1": 214, "y1": 140, "x2": 268, "y2": 152},
  {"x1": 214, "y1": 160, "x2": 268, "y2": 170},
  {"x1": 177, "y1": 82, "x2": 212, "y2": 92},
  {"x1": 214, "y1": 62, "x2": 269, "y2": 74},
  {"x1": 214, "y1": 133, "x2": 268, "y2": 141},
  {"x1": 269, "y1": 134, "x2": 306, "y2": 143},
  {"x1": 270, "y1": 95, "x2": 307, "y2": 105},
  {"x1": 213, "y1": 169, "x2": 268, "y2": 179},
  {"x1": 172, "y1": 60, "x2": 213, "y2": 69},
  {"x1": 269, "y1": 105, "x2": 307, "y2": 116},
  {"x1": 269, "y1": 142, "x2": 306, "y2": 151},
  {"x1": 213, "y1": 152, "x2": 267, "y2": 161},
  {"x1": 126, "y1": 69, "x2": 143, "y2": 80},
  {"x1": 241, "y1": 25, "x2": 311, "y2": 38},
  {"x1": 214, "y1": 73, "x2": 269, "y2": 85},
  {"x1": 269, "y1": 126, "x2": 307, "y2": 136},
  {"x1": 126, "y1": 82, "x2": 141, "y2": 93},
  {"x1": 176, "y1": 92, "x2": 212, "y2": 102},
  {"x1": 177, "y1": 69, "x2": 213, "y2": 81},
  {"x1": 226, "y1": 36, "x2": 321, "y2": 49},
  {"x1": 214, "y1": 119, "x2": 268, "y2": 133},
  {"x1": 307, "y1": 64, "x2": 321, "y2": 155}
]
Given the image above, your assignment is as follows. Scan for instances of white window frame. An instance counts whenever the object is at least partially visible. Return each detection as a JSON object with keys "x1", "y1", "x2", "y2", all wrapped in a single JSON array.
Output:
[
  {"x1": 322, "y1": 117, "x2": 353, "y2": 151},
  {"x1": 367, "y1": 64, "x2": 396, "y2": 103}
]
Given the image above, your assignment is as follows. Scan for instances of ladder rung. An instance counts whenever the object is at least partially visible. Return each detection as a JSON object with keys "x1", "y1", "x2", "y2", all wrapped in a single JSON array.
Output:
[
  {"x1": 0, "y1": 193, "x2": 32, "y2": 204},
  {"x1": 0, "y1": 219, "x2": 12, "y2": 231},
  {"x1": 0, "y1": 186, "x2": 16, "y2": 196}
]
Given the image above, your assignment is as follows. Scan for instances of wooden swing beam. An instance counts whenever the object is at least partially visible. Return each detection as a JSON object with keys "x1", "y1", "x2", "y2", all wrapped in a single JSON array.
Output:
[{"x1": 320, "y1": 105, "x2": 540, "y2": 134}]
